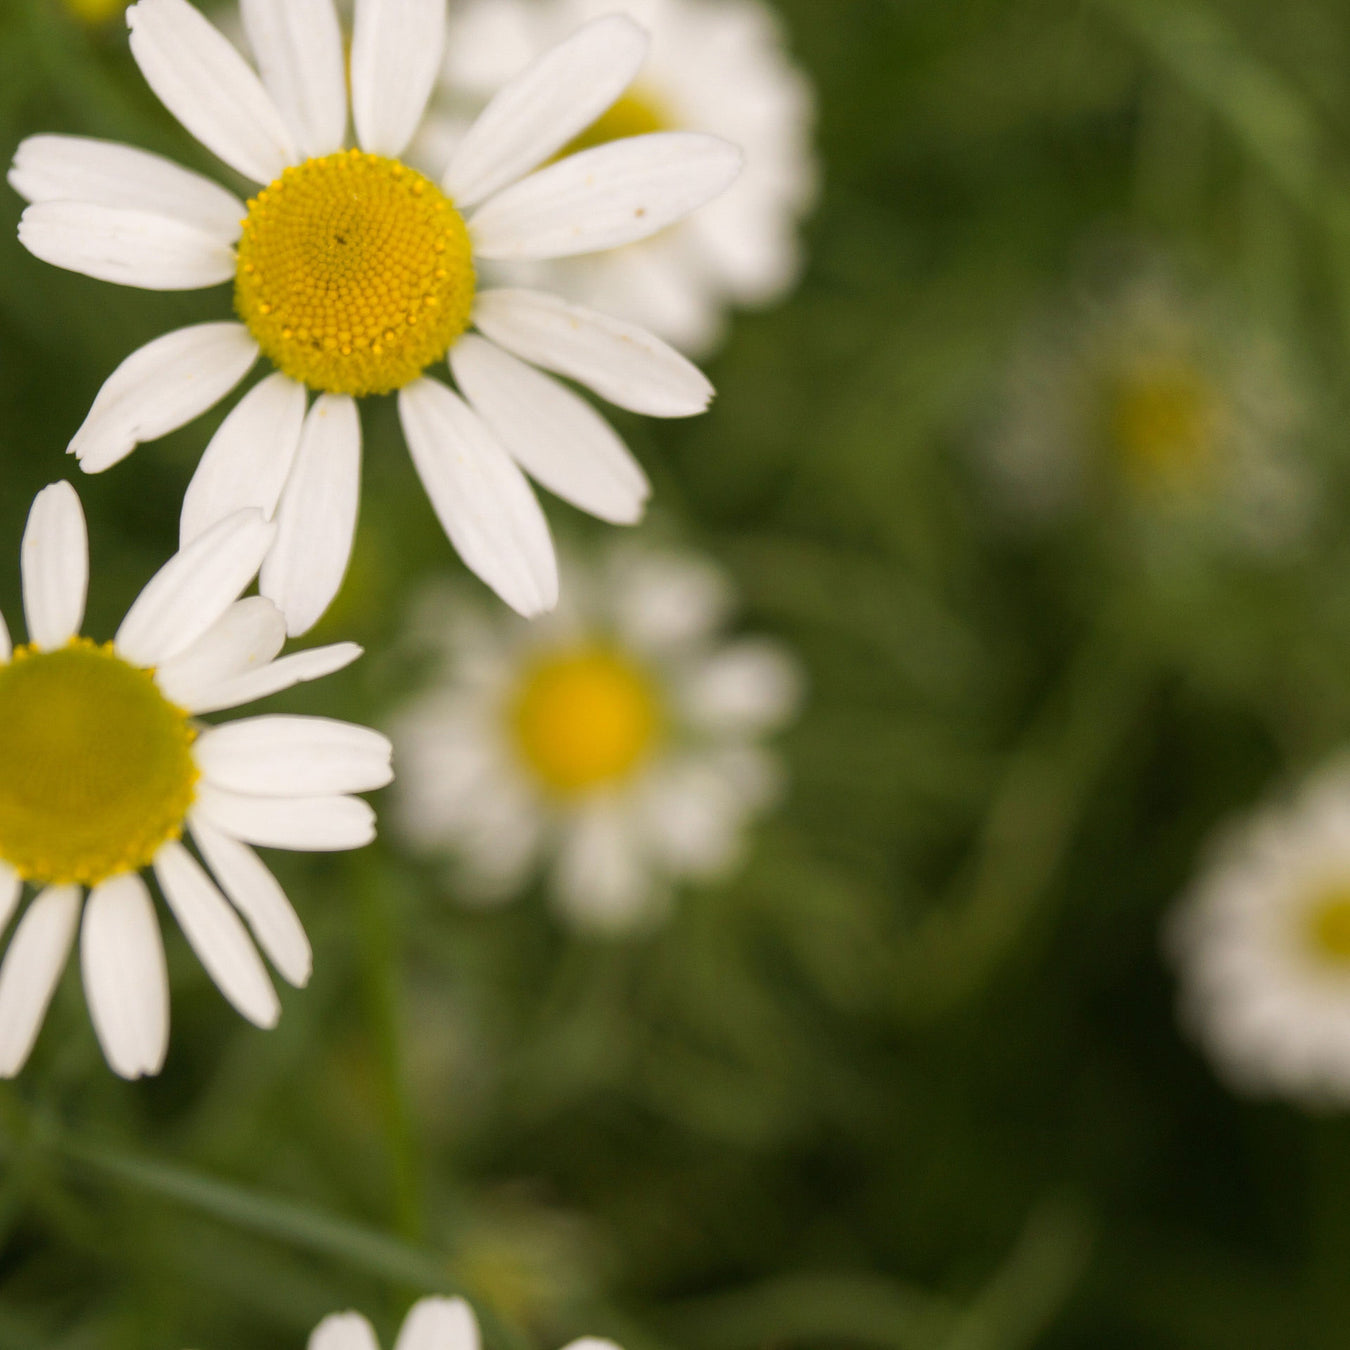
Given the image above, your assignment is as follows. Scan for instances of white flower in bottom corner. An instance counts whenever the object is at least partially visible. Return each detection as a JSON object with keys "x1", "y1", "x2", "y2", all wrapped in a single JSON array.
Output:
[
  {"x1": 307, "y1": 1297, "x2": 615, "y2": 1350},
  {"x1": 392, "y1": 541, "x2": 802, "y2": 930},
  {"x1": 1168, "y1": 760, "x2": 1350, "y2": 1106},
  {"x1": 0, "y1": 482, "x2": 391, "y2": 1080}
]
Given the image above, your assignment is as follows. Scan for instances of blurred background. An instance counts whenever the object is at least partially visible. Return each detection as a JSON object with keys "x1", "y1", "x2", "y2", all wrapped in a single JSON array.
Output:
[{"x1": 5, "y1": 0, "x2": 1350, "y2": 1347}]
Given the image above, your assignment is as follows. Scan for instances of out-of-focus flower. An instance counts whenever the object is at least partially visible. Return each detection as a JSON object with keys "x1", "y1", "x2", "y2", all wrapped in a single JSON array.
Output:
[
  {"x1": 63, "y1": 0, "x2": 128, "y2": 22},
  {"x1": 425, "y1": 0, "x2": 817, "y2": 355},
  {"x1": 11, "y1": 0, "x2": 740, "y2": 631},
  {"x1": 393, "y1": 540, "x2": 802, "y2": 931},
  {"x1": 307, "y1": 1297, "x2": 616, "y2": 1350},
  {"x1": 0, "y1": 482, "x2": 389, "y2": 1080},
  {"x1": 1168, "y1": 759, "x2": 1350, "y2": 1106}
]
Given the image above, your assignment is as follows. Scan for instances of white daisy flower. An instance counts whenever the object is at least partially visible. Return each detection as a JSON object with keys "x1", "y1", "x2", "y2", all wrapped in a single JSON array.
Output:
[
  {"x1": 10, "y1": 0, "x2": 741, "y2": 634},
  {"x1": 392, "y1": 539, "x2": 802, "y2": 931},
  {"x1": 427, "y1": 0, "x2": 817, "y2": 355},
  {"x1": 0, "y1": 481, "x2": 391, "y2": 1080},
  {"x1": 1168, "y1": 759, "x2": 1350, "y2": 1106}
]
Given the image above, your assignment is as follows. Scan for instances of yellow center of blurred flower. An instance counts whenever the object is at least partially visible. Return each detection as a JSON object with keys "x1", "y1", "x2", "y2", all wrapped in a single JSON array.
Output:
[
  {"x1": 510, "y1": 647, "x2": 663, "y2": 795},
  {"x1": 235, "y1": 150, "x2": 475, "y2": 398},
  {"x1": 556, "y1": 91, "x2": 672, "y2": 159},
  {"x1": 63, "y1": 0, "x2": 126, "y2": 22},
  {"x1": 1306, "y1": 889, "x2": 1350, "y2": 967},
  {"x1": 0, "y1": 641, "x2": 198, "y2": 887},
  {"x1": 1107, "y1": 360, "x2": 1219, "y2": 488}
]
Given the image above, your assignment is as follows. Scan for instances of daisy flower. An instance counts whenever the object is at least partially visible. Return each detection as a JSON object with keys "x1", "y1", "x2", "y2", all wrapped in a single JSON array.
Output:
[
  {"x1": 427, "y1": 0, "x2": 817, "y2": 355},
  {"x1": 0, "y1": 481, "x2": 391, "y2": 1080},
  {"x1": 1168, "y1": 759, "x2": 1350, "y2": 1106},
  {"x1": 392, "y1": 539, "x2": 802, "y2": 931},
  {"x1": 10, "y1": 0, "x2": 741, "y2": 634}
]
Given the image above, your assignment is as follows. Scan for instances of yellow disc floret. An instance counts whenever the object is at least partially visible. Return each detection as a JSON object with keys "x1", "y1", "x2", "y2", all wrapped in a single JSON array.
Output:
[
  {"x1": 510, "y1": 647, "x2": 663, "y2": 796},
  {"x1": 0, "y1": 640, "x2": 198, "y2": 887},
  {"x1": 1106, "y1": 358, "x2": 1220, "y2": 490},
  {"x1": 235, "y1": 150, "x2": 475, "y2": 398},
  {"x1": 555, "y1": 91, "x2": 672, "y2": 160},
  {"x1": 1306, "y1": 886, "x2": 1350, "y2": 968}
]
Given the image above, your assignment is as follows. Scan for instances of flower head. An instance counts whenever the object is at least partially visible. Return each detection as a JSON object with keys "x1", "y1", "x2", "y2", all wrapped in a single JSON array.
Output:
[{"x1": 306, "y1": 1296, "x2": 616, "y2": 1350}]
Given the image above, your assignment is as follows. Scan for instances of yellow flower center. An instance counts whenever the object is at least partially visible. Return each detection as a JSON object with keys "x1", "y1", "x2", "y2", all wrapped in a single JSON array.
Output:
[
  {"x1": 0, "y1": 641, "x2": 198, "y2": 887},
  {"x1": 510, "y1": 647, "x2": 663, "y2": 796},
  {"x1": 556, "y1": 91, "x2": 672, "y2": 160},
  {"x1": 1306, "y1": 888, "x2": 1350, "y2": 968},
  {"x1": 1106, "y1": 359, "x2": 1220, "y2": 489},
  {"x1": 235, "y1": 150, "x2": 475, "y2": 398},
  {"x1": 63, "y1": 0, "x2": 125, "y2": 21}
]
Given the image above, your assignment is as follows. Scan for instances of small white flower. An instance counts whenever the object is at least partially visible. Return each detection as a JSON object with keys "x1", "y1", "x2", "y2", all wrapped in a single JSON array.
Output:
[
  {"x1": 10, "y1": 0, "x2": 741, "y2": 633},
  {"x1": 305, "y1": 1296, "x2": 616, "y2": 1350},
  {"x1": 1168, "y1": 759, "x2": 1350, "y2": 1107},
  {"x1": 427, "y1": 0, "x2": 816, "y2": 355},
  {"x1": 392, "y1": 540, "x2": 802, "y2": 932},
  {"x1": 0, "y1": 481, "x2": 391, "y2": 1080}
]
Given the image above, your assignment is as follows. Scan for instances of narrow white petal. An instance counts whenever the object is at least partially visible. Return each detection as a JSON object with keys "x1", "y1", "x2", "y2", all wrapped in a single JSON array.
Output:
[
  {"x1": 70, "y1": 323, "x2": 259, "y2": 474},
  {"x1": 443, "y1": 16, "x2": 649, "y2": 209},
  {"x1": 21, "y1": 481, "x2": 88, "y2": 650},
  {"x1": 0, "y1": 865, "x2": 20, "y2": 934},
  {"x1": 81, "y1": 875, "x2": 169, "y2": 1080},
  {"x1": 473, "y1": 288, "x2": 713, "y2": 417},
  {"x1": 397, "y1": 378, "x2": 557, "y2": 616},
  {"x1": 350, "y1": 0, "x2": 445, "y2": 158},
  {"x1": 195, "y1": 784, "x2": 376, "y2": 852},
  {"x1": 0, "y1": 611, "x2": 9, "y2": 662},
  {"x1": 154, "y1": 596, "x2": 287, "y2": 708},
  {"x1": 310, "y1": 1313, "x2": 381, "y2": 1350},
  {"x1": 259, "y1": 394, "x2": 361, "y2": 638},
  {"x1": 240, "y1": 0, "x2": 347, "y2": 158},
  {"x1": 127, "y1": 0, "x2": 297, "y2": 185},
  {"x1": 180, "y1": 373, "x2": 307, "y2": 547},
  {"x1": 609, "y1": 546, "x2": 732, "y2": 652},
  {"x1": 196, "y1": 716, "x2": 393, "y2": 796},
  {"x1": 0, "y1": 887, "x2": 80, "y2": 1077},
  {"x1": 470, "y1": 133, "x2": 743, "y2": 260},
  {"x1": 680, "y1": 640, "x2": 805, "y2": 733},
  {"x1": 19, "y1": 201, "x2": 236, "y2": 291},
  {"x1": 116, "y1": 509, "x2": 276, "y2": 668},
  {"x1": 394, "y1": 1299, "x2": 480, "y2": 1350},
  {"x1": 191, "y1": 815, "x2": 311, "y2": 987},
  {"x1": 554, "y1": 804, "x2": 653, "y2": 931},
  {"x1": 181, "y1": 642, "x2": 363, "y2": 715},
  {"x1": 9, "y1": 134, "x2": 245, "y2": 242},
  {"x1": 153, "y1": 840, "x2": 279, "y2": 1028},
  {"x1": 451, "y1": 336, "x2": 649, "y2": 524}
]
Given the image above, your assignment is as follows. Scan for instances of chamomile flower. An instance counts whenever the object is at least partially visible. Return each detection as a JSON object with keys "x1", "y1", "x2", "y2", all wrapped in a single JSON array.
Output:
[
  {"x1": 10, "y1": 0, "x2": 741, "y2": 634},
  {"x1": 393, "y1": 540, "x2": 802, "y2": 931},
  {"x1": 429, "y1": 0, "x2": 817, "y2": 354},
  {"x1": 1168, "y1": 759, "x2": 1350, "y2": 1106},
  {"x1": 306, "y1": 1296, "x2": 616, "y2": 1350},
  {"x1": 0, "y1": 482, "x2": 391, "y2": 1080}
]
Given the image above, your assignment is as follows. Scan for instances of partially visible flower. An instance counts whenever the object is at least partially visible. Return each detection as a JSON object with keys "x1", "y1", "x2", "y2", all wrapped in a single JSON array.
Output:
[
  {"x1": 0, "y1": 482, "x2": 390, "y2": 1080},
  {"x1": 1168, "y1": 759, "x2": 1350, "y2": 1106},
  {"x1": 427, "y1": 0, "x2": 817, "y2": 355},
  {"x1": 306, "y1": 1296, "x2": 615, "y2": 1350},
  {"x1": 392, "y1": 540, "x2": 802, "y2": 931},
  {"x1": 11, "y1": 0, "x2": 740, "y2": 632},
  {"x1": 63, "y1": 0, "x2": 128, "y2": 21}
]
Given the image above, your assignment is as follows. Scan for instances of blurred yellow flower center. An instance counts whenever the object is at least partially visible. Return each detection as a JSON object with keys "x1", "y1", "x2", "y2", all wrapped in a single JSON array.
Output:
[
  {"x1": 1306, "y1": 888, "x2": 1350, "y2": 967},
  {"x1": 64, "y1": 0, "x2": 125, "y2": 21},
  {"x1": 1107, "y1": 360, "x2": 1219, "y2": 488},
  {"x1": 235, "y1": 150, "x2": 475, "y2": 398},
  {"x1": 510, "y1": 648, "x2": 663, "y2": 795},
  {"x1": 556, "y1": 91, "x2": 672, "y2": 159},
  {"x1": 0, "y1": 641, "x2": 198, "y2": 887}
]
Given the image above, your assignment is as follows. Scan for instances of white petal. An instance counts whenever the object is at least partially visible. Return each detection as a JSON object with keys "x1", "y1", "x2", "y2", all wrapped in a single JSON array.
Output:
[
  {"x1": 191, "y1": 815, "x2": 311, "y2": 987},
  {"x1": 443, "y1": 15, "x2": 649, "y2": 209},
  {"x1": 240, "y1": 0, "x2": 347, "y2": 158},
  {"x1": 609, "y1": 546, "x2": 732, "y2": 652},
  {"x1": 116, "y1": 509, "x2": 275, "y2": 668},
  {"x1": 553, "y1": 804, "x2": 654, "y2": 932},
  {"x1": 560, "y1": 1343, "x2": 623, "y2": 1350},
  {"x1": 19, "y1": 201, "x2": 236, "y2": 291},
  {"x1": 472, "y1": 289, "x2": 712, "y2": 417},
  {"x1": 310, "y1": 1314, "x2": 380, "y2": 1350},
  {"x1": 80, "y1": 874, "x2": 169, "y2": 1079},
  {"x1": 395, "y1": 1299, "x2": 480, "y2": 1350},
  {"x1": 470, "y1": 133, "x2": 743, "y2": 260},
  {"x1": 196, "y1": 716, "x2": 393, "y2": 796},
  {"x1": 350, "y1": 0, "x2": 445, "y2": 158},
  {"x1": 21, "y1": 481, "x2": 88, "y2": 650},
  {"x1": 451, "y1": 335, "x2": 649, "y2": 524},
  {"x1": 127, "y1": 0, "x2": 297, "y2": 185},
  {"x1": 0, "y1": 865, "x2": 20, "y2": 934},
  {"x1": 181, "y1": 642, "x2": 363, "y2": 715},
  {"x1": 397, "y1": 378, "x2": 557, "y2": 616},
  {"x1": 640, "y1": 758, "x2": 747, "y2": 878},
  {"x1": 153, "y1": 840, "x2": 279, "y2": 1028},
  {"x1": 9, "y1": 134, "x2": 245, "y2": 242},
  {"x1": 154, "y1": 596, "x2": 287, "y2": 708},
  {"x1": 195, "y1": 784, "x2": 376, "y2": 852},
  {"x1": 70, "y1": 323, "x2": 259, "y2": 474},
  {"x1": 259, "y1": 394, "x2": 361, "y2": 638},
  {"x1": 679, "y1": 640, "x2": 804, "y2": 733},
  {"x1": 0, "y1": 887, "x2": 80, "y2": 1077},
  {"x1": 180, "y1": 373, "x2": 307, "y2": 547},
  {"x1": 0, "y1": 611, "x2": 9, "y2": 662}
]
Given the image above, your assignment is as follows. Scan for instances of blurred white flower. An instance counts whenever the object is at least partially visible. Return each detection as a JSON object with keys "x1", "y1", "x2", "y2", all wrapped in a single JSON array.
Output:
[
  {"x1": 307, "y1": 1297, "x2": 616, "y2": 1350},
  {"x1": 425, "y1": 0, "x2": 817, "y2": 355},
  {"x1": 393, "y1": 540, "x2": 802, "y2": 931},
  {"x1": 1168, "y1": 759, "x2": 1350, "y2": 1107},
  {"x1": 0, "y1": 483, "x2": 390, "y2": 1080}
]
